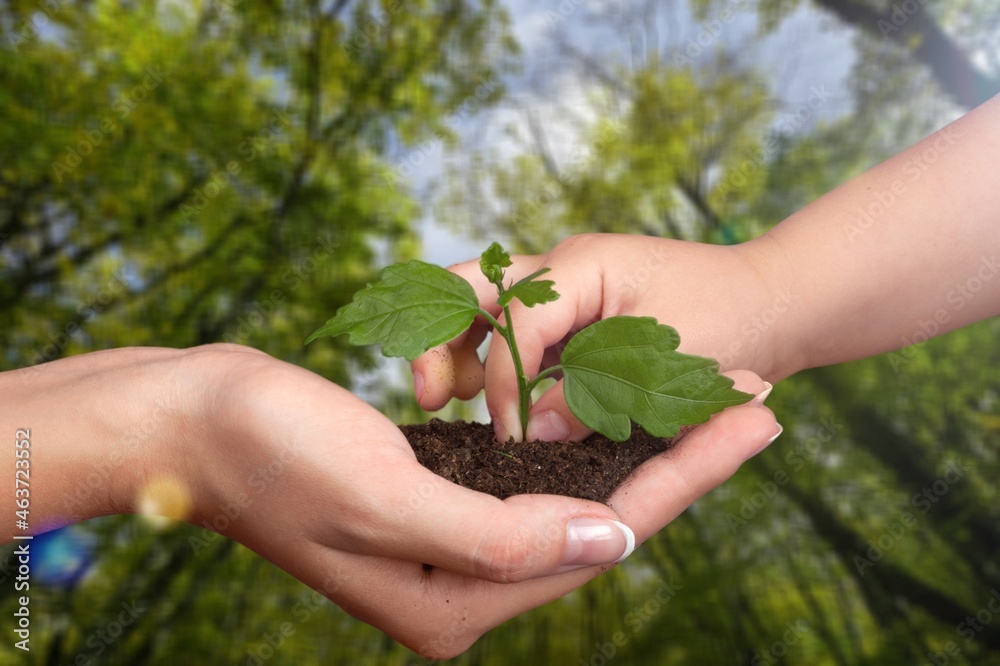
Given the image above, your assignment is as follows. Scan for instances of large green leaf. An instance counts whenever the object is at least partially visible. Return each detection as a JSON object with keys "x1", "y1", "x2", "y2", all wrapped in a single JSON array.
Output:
[
  {"x1": 561, "y1": 316, "x2": 753, "y2": 441},
  {"x1": 305, "y1": 261, "x2": 479, "y2": 361}
]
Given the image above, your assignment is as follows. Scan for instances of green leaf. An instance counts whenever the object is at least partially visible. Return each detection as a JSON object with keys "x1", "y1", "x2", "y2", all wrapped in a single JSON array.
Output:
[
  {"x1": 498, "y1": 267, "x2": 560, "y2": 308},
  {"x1": 561, "y1": 316, "x2": 753, "y2": 441},
  {"x1": 305, "y1": 260, "x2": 479, "y2": 361},
  {"x1": 480, "y1": 241, "x2": 512, "y2": 286}
]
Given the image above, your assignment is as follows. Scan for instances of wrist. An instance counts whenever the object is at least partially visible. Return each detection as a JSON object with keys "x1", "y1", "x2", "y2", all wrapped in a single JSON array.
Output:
[
  {"x1": 0, "y1": 348, "x2": 197, "y2": 536},
  {"x1": 165, "y1": 344, "x2": 274, "y2": 538},
  {"x1": 731, "y1": 235, "x2": 809, "y2": 381}
]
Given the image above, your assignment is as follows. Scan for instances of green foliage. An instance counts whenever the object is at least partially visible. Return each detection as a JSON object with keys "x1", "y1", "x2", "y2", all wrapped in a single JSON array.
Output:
[
  {"x1": 306, "y1": 260, "x2": 480, "y2": 360},
  {"x1": 561, "y1": 317, "x2": 751, "y2": 441},
  {"x1": 0, "y1": 0, "x2": 514, "y2": 387},
  {"x1": 3, "y1": 1, "x2": 999, "y2": 664},
  {"x1": 308, "y1": 243, "x2": 747, "y2": 441},
  {"x1": 479, "y1": 240, "x2": 515, "y2": 285},
  {"x1": 497, "y1": 267, "x2": 558, "y2": 308}
]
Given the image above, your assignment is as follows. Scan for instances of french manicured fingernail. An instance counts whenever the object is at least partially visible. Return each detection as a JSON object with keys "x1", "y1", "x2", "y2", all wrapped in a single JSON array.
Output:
[
  {"x1": 752, "y1": 381, "x2": 774, "y2": 405},
  {"x1": 413, "y1": 371, "x2": 425, "y2": 402},
  {"x1": 491, "y1": 405, "x2": 522, "y2": 443},
  {"x1": 560, "y1": 519, "x2": 636, "y2": 571},
  {"x1": 526, "y1": 410, "x2": 570, "y2": 442},
  {"x1": 502, "y1": 404, "x2": 523, "y2": 443},
  {"x1": 747, "y1": 423, "x2": 783, "y2": 460}
]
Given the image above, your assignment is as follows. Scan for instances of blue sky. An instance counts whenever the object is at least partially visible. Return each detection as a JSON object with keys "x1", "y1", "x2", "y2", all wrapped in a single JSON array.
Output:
[{"x1": 412, "y1": 0, "x2": 857, "y2": 267}]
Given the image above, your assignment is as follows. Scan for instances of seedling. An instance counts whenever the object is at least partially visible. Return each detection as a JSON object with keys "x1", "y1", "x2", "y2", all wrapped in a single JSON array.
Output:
[{"x1": 306, "y1": 243, "x2": 751, "y2": 441}]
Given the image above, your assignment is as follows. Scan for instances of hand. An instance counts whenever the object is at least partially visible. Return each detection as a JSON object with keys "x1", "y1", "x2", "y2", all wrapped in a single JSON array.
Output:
[
  {"x1": 186, "y1": 347, "x2": 780, "y2": 657},
  {"x1": 1, "y1": 344, "x2": 778, "y2": 658},
  {"x1": 412, "y1": 234, "x2": 781, "y2": 442}
]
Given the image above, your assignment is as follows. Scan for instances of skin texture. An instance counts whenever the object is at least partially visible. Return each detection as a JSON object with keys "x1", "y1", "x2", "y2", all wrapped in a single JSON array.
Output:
[
  {"x1": 0, "y1": 344, "x2": 778, "y2": 658},
  {"x1": 412, "y1": 92, "x2": 1000, "y2": 444}
]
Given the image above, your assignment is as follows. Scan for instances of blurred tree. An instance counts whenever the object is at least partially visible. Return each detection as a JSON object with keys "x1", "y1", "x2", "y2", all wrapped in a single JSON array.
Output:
[
  {"x1": 695, "y1": 0, "x2": 1000, "y2": 109},
  {"x1": 432, "y1": 2, "x2": 1000, "y2": 664},
  {"x1": 0, "y1": 0, "x2": 514, "y2": 663},
  {"x1": 3, "y1": 0, "x2": 999, "y2": 664}
]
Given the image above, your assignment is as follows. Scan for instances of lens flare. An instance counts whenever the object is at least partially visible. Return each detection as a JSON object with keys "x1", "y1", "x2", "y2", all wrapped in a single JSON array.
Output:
[
  {"x1": 34, "y1": 526, "x2": 96, "y2": 587},
  {"x1": 137, "y1": 476, "x2": 192, "y2": 528}
]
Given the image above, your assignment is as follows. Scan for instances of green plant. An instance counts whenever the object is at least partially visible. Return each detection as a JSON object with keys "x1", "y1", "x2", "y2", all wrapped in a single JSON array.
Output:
[{"x1": 307, "y1": 243, "x2": 751, "y2": 441}]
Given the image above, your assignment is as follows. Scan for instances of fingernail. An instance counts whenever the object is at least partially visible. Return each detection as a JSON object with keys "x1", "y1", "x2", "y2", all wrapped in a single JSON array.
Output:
[
  {"x1": 413, "y1": 371, "x2": 425, "y2": 401},
  {"x1": 526, "y1": 410, "x2": 570, "y2": 442},
  {"x1": 491, "y1": 405, "x2": 523, "y2": 443},
  {"x1": 501, "y1": 404, "x2": 523, "y2": 443},
  {"x1": 747, "y1": 423, "x2": 783, "y2": 460},
  {"x1": 752, "y1": 381, "x2": 774, "y2": 405},
  {"x1": 560, "y1": 519, "x2": 636, "y2": 571}
]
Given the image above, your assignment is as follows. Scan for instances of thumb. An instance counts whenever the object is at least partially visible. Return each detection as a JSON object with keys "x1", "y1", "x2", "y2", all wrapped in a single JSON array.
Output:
[
  {"x1": 411, "y1": 323, "x2": 488, "y2": 411},
  {"x1": 525, "y1": 378, "x2": 594, "y2": 442},
  {"x1": 318, "y1": 453, "x2": 636, "y2": 583}
]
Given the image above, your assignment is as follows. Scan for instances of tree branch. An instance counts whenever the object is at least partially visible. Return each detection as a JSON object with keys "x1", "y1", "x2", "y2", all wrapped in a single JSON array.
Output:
[{"x1": 812, "y1": 0, "x2": 1000, "y2": 109}]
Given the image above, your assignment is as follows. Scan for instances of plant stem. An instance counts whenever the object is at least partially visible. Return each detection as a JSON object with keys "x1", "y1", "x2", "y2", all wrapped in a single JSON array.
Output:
[
  {"x1": 499, "y1": 302, "x2": 531, "y2": 438},
  {"x1": 527, "y1": 364, "x2": 562, "y2": 393},
  {"x1": 477, "y1": 309, "x2": 504, "y2": 333}
]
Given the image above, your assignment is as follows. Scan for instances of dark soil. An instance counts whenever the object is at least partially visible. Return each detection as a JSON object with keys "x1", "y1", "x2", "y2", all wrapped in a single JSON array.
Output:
[{"x1": 401, "y1": 419, "x2": 686, "y2": 503}]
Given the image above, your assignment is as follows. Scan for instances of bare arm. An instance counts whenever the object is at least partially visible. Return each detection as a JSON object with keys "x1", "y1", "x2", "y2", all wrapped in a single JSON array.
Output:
[
  {"x1": 0, "y1": 344, "x2": 777, "y2": 657},
  {"x1": 743, "y1": 93, "x2": 1000, "y2": 379},
  {"x1": 413, "y1": 94, "x2": 1000, "y2": 442}
]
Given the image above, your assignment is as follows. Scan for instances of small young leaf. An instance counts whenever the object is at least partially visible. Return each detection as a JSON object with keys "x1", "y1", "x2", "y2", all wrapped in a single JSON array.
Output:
[
  {"x1": 561, "y1": 316, "x2": 753, "y2": 441},
  {"x1": 305, "y1": 260, "x2": 479, "y2": 361},
  {"x1": 498, "y1": 268, "x2": 560, "y2": 308},
  {"x1": 480, "y1": 242, "x2": 512, "y2": 286}
]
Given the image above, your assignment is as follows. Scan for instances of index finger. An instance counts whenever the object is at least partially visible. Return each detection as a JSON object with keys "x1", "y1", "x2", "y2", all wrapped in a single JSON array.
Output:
[{"x1": 410, "y1": 253, "x2": 548, "y2": 411}]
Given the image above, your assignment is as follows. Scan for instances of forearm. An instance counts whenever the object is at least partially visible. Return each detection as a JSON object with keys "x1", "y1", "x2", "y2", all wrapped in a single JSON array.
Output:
[
  {"x1": 743, "y1": 93, "x2": 1000, "y2": 379},
  {"x1": 0, "y1": 348, "x2": 194, "y2": 541}
]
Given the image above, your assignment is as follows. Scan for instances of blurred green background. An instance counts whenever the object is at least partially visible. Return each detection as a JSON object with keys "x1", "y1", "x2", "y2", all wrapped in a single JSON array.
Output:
[{"x1": 2, "y1": 0, "x2": 999, "y2": 663}]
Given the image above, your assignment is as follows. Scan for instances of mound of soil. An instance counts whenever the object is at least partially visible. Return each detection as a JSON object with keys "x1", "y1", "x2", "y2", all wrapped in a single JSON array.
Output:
[{"x1": 400, "y1": 419, "x2": 686, "y2": 503}]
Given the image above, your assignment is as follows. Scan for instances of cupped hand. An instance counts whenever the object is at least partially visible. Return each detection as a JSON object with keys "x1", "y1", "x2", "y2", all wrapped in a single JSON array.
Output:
[
  {"x1": 411, "y1": 233, "x2": 784, "y2": 443},
  {"x1": 179, "y1": 345, "x2": 779, "y2": 658}
]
